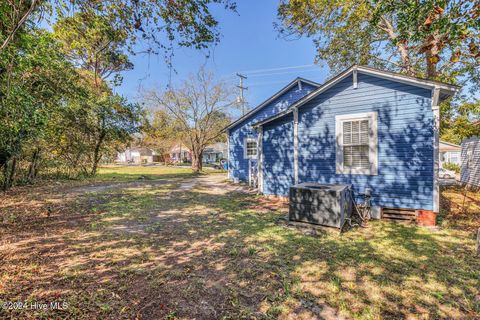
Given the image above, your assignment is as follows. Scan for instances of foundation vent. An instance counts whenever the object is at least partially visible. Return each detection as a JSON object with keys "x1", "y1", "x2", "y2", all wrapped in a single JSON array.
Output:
[{"x1": 381, "y1": 208, "x2": 417, "y2": 223}]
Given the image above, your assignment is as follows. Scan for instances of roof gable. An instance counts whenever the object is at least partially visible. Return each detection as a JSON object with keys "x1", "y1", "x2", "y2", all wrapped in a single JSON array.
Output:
[
  {"x1": 253, "y1": 65, "x2": 459, "y2": 128},
  {"x1": 225, "y1": 78, "x2": 320, "y2": 131}
]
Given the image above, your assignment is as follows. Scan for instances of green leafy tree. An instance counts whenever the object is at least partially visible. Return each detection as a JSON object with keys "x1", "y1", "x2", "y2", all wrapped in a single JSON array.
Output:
[
  {"x1": 0, "y1": 29, "x2": 79, "y2": 189},
  {"x1": 277, "y1": 0, "x2": 479, "y2": 83},
  {"x1": 54, "y1": 13, "x2": 133, "y2": 88},
  {"x1": 1, "y1": 0, "x2": 237, "y2": 58},
  {"x1": 441, "y1": 100, "x2": 480, "y2": 144}
]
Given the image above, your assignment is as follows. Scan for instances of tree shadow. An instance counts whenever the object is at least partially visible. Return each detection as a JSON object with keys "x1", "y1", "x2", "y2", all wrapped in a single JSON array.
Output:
[{"x1": 1, "y1": 176, "x2": 478, "y2": 319}]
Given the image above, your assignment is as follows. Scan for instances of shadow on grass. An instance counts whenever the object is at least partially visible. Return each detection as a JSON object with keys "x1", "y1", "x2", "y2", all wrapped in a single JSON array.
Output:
[{"x1": 1, "y1": 176, "x2": 479, "y2": 319}]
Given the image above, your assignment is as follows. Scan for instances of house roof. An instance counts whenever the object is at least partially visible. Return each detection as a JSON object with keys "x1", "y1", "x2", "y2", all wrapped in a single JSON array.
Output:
[
  {"x1": 252, "y1": 65, "x2": 460, "y2": 128},
  {"x1": 224, "y1": 77, "x2": 320, "y2": 131},
  {"x1": 439, "y1": 140, "x2": 461, "y2": 151}
]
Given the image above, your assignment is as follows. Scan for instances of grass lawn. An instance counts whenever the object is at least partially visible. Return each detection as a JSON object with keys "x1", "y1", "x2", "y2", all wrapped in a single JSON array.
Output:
[{"x1": 0, "y1": 166, "x2": 479, "y2": 319}]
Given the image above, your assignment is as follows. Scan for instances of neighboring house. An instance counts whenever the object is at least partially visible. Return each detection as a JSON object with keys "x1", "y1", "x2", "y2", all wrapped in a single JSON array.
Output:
[
  {"x1": 168, "y1": 144, "x2": 192, "y2": 163},
  {"x1": 116, "y1": 147, "x2": 159, "y2": 164},
  {"x1": 440, "y1": 140, "x2": 461, "y2": 167},
  {"x1": 168, "y1": 143, "x2": 228, "y2": 163},
  {"x1": 461, "y1": 137, "x2": 480, "y2": 187},
  {"x1": 226, "y1": 65, "x2": 458, "y2": 218},
  {"x1": 202, "y1": 142, "x2": 227, "y2": 163}
]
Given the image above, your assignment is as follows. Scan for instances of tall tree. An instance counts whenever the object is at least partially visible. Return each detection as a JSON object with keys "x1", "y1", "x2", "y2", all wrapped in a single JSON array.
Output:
[
  {"x1": 146, "y1": 69, "x2": 234, "y2": 172},
  {"x1": 277, "y1": 0, "x2": 479, "y2": 84},
  {"x1": 54, "y1": 13, "x2": 141, "y2": 175},
  {"x1": 54, "y1": 13, "x2": 133, "y2": 89},
  {"x1": 1, "y1": 0, "x2": 237, "y2": 57},
  {"x1": 0, "y1": 29, "x2": 80, "y2": 189}
]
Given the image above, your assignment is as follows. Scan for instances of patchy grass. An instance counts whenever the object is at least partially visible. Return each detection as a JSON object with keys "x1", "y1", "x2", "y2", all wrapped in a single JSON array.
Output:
[
  {"x1": 440, "y1": 186, "x2": 480, "y2": 231},
  {"x1": 96, "y1": 165, "x2": 203, "y2": 182},
  {"x1": 0, "y1": 170, "x2": 479, "y2": 319}
]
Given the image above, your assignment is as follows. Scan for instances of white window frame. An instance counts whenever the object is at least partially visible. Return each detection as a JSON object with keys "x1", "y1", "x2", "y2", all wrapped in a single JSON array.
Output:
[
  {"x1": 335, "y1": 111, "x2": 378, "y2": 175},
  {"x1": 244, "y1": 137, "x2": 258, "y2": 160}
]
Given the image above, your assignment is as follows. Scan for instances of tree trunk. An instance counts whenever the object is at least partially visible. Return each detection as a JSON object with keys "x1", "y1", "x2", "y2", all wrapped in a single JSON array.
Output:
[
  {"x1": 191, "y1": 149, "x2": 203, "y2": 172},
  {"x1": 91, "y1": 132, "x2": 106, "y2": 176},
  {"x1": 27, "y1": 147, "x2": 41, "y2": 182},
  {"x1": 3, "y1": 157, "x2": 17, "y2": 191},
  {"x1": 425, "y1": 51, "x2": 438, "y2": 78},
  {"x1": 379, "y1": 17, "x2": 415, "y2": 76}
]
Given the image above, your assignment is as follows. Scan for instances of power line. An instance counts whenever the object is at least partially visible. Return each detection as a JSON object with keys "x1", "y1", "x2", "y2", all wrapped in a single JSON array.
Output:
[{"x1": 239, "y1": 64, "x2": 316, "y2": 75}]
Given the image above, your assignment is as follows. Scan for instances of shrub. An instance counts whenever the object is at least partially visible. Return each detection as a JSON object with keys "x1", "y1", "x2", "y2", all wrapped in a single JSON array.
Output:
[{"x1": 443, "y1": 162, "x2": 460, "y2": 173}]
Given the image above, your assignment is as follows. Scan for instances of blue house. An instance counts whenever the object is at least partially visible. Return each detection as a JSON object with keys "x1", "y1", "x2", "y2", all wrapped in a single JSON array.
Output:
[{"x1": 225, "y1": 65, "x2": 458, "y2": 217}]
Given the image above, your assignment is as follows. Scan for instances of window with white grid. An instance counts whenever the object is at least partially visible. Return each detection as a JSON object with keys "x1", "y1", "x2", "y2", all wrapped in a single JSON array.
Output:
[
  {"x1": 336, "y1": 112, "x2": 378, "y2": 175},
  {"x1": 244, "y1": 138, "x2": 257, "y2": 159}
]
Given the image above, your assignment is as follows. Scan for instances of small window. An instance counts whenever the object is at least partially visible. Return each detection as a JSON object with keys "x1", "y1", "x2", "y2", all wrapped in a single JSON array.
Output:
[
  {"x1": 449, "y1": 152, "x2": 460, "y2": 164},
  {"x1": 336, "y1": 112, "x2": 378, "y2": 175},
  {"x1": 244, "y1": 138, "x2": 257, "y2": 159}
]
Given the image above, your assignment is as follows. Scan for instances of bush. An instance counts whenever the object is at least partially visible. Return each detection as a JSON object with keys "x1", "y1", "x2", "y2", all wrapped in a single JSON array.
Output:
[{"x1": 443, "y1": 162, "x2": 460, "y2": 173}]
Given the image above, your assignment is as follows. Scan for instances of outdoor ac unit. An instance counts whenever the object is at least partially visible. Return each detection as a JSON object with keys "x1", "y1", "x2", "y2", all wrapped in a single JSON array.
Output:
[{"x1": 289, "y1": 183, "x2": 352, "y2": 229}]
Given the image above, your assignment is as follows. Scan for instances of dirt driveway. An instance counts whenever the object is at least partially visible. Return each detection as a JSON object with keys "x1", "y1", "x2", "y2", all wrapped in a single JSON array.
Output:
[{"x1": 1, "y1": 171, "x2": 479, "y2": 319}]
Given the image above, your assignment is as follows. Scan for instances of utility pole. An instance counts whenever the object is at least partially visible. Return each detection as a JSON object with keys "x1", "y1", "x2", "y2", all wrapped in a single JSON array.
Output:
[{"x1": 236, "y1": 73, "x2": 248, "y2": 115}]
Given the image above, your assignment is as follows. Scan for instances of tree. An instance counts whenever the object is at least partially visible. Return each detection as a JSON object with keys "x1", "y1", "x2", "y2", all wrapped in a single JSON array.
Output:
[
  {"x1": 54, "y1": 13, "x2": 133, "y2": 89},
  {"x1": 146, "y1": 69, "x2": 234, "y2": 172},
  {"x1": 0, "y1": 29, "x2": 80, "y2": 189},
  {"x1": 54, "y1": 13, "x2": 142, "y2": 175},
  {"x1": 441, "y1": 100, "x2": 480, "y2": 144},
  {"x1": 277, "y1": 0, "x2": 479, "y2": 84},
  {"x1": 1, "y1": 0, "x2": 237, "y2": 58}
]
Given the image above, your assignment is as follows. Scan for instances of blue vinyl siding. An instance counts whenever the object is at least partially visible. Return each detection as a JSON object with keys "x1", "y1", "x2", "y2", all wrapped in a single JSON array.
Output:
[
  {"x1": 228, "y1": 82, "x2": 316, "y2": 181},
  {"x1": 263, "y1": 73, "x2": 434, "y2": 211},
  {"x1": 262, "y1": 114, "x2": 294, "y2": 195}
]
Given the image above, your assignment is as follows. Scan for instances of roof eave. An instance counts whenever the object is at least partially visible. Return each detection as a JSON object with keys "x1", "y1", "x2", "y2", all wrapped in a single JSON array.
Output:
[{"x1": 223, "y1": 77, "x2": 321, "y2": 132}]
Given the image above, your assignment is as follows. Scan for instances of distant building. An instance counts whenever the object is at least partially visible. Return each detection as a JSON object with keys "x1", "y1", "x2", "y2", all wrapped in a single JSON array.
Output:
[
  {"x1": 440, "y1": 140, "x2": 461, "y2": 167},
  {"x1": 168, "y1": 144, "x2": 192, "y2": 163},
  {"x1": 168, "y1": 142, "x2": 227, "y2": 164},
  {"x1": 202, "y1": 142, "x2": 227, "y2": 163},
  {"x1": 116, "y1": 147, "x2": 160, "y2": 164},
  {"x1": 461, "y1": 137, "x2": 480, "y2": 187}
]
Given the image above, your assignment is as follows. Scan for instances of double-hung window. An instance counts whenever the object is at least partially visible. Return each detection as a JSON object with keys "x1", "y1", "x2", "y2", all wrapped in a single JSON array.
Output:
[
  {"x1": 244, "y1": 138, "x2": 257, "y2": 159},
  {"x1": 336, "y1": 112, "x2": 378, "y2": 175}
]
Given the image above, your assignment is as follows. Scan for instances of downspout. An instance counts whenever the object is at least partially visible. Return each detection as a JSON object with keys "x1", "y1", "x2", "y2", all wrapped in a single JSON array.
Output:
[
  {"x1": 293, "y1": 107, "x2": 299, "y2": 185},
  {"x1": 227, "y1": 129, "x2": 230, "y2": 180},
  {"x1": 432, "y1": 87, "x2": 440, "y2": 213},
  {"x1": 257, "y1": 126, "x2": 263, "y2": 193}
]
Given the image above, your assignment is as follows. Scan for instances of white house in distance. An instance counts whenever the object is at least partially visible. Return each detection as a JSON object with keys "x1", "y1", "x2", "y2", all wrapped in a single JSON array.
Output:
[
  {"x1": 439, "y1": 140, "x2": 461, "y2": 167},
  {"x1": 116, "y1": 147, "x2": 159, "y2": 164}
]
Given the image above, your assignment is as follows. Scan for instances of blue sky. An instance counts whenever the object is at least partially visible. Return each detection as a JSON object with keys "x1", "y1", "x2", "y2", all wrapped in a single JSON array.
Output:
[{"x1": 118, "y1": 0, "x2": 331, "y2": 115}]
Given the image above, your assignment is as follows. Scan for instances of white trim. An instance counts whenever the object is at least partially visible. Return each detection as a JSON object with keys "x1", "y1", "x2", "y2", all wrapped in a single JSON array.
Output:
[
  {"x1": 353, "y1": 67, "x2": 358, "y2": 89},
  {"x1": 257, "y1": 127, "x2": 263, "y2": 193},
  {"x1": 293, "y1": 107, "x2": 299, "y2": 184},
  {"x1": 432, "y1": 87, "x2": 440, "y2": 212},
  {"x1": 335, "y1": 111, "x2": 378, "y2": 175},
  {"x1": 243, "y1": 137, "x2": 258, "y2": 160},
  {"x1": 227, "y1": 130, "x2": 230, "y2": 180}
]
